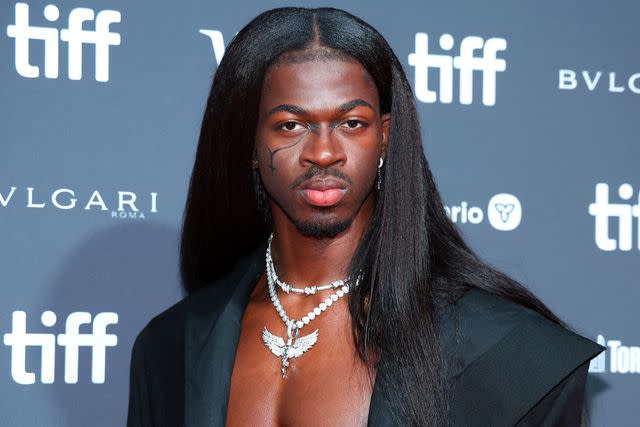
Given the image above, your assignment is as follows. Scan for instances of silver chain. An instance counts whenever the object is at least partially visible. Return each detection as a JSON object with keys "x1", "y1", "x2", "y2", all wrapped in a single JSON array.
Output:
[
  {"x1": 266, "y1": 234, "x2": 347, "y2": 295},
  {"x1": 265, "y1": 233, "x2": 360, "y2": 331}
]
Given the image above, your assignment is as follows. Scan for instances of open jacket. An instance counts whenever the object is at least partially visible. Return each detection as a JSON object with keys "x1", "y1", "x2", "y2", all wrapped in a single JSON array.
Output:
[{"x1": 127, "y1": 243, "x2": 605, "y2": 426}]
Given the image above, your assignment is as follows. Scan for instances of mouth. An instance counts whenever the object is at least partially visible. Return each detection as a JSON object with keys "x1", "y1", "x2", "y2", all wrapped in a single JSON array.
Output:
[{"x1": 298, "y1": 178, "x2": 348, "y2": 207}]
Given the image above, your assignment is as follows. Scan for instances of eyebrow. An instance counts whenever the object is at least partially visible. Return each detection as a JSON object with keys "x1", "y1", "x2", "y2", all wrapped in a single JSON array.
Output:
[{"x1": 265, "y1": 98, "x2": 375, "y2": 118}]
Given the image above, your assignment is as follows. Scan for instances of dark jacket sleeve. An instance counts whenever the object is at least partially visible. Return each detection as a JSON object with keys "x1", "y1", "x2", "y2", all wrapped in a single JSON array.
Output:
[
  {"x1": 446, "y1": 290, "x2": 606, "y2": 427},
  {"x1": 127, "y1": 328, "x2": 152, "y2": 427},
  {"x1": 516, "y1": 361, "x2": 590, "y2": 426}
]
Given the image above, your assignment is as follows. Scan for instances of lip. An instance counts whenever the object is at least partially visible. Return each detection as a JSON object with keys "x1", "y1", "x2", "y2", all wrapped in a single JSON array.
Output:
[{"x1": 298, "y1": 178, "x2": 348, "y2": 207}]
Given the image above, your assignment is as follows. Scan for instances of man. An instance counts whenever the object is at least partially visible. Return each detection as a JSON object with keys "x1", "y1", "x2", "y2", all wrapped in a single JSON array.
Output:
[{"x1": 127, "y1": 7, "x2": 604, "y2": 426}]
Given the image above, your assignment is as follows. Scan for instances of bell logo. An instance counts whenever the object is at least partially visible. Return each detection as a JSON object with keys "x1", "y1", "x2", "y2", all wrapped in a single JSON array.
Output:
[
  {"x1": 408, "y1": 33, "x2": 507, "y2": 106},
  {"x1": 6, "y1": 3, "x2": 121, "y2": 81},
  {"x1": 3, "y1": 311, "x2": 118, "y2": 384}
]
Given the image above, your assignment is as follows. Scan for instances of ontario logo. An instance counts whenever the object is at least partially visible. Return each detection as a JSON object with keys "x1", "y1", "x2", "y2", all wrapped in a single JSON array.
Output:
[
  {"x1": 444, "y1": 193, "x2": 522, "y2": 231},
  {"x1": 0, "y1": 186, "x2": 158, "y2": 220}
]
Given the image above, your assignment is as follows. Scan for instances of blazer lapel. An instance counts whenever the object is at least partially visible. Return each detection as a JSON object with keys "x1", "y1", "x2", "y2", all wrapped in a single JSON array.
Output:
[
  {"x1": 449, "y1": 316, "x2": 604, "y2": 426},
  {"x1": 184, "y1": 243, "x2": 266, "y2": 427}
]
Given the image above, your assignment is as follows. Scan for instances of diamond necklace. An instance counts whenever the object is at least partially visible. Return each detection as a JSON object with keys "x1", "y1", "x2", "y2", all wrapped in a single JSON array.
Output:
[
  {"x1": 262, "y1": 235, "x2": 360, "y2": 377},
  {"x1": 266, "y1": 234, "x2": 347, "y2": 295}
]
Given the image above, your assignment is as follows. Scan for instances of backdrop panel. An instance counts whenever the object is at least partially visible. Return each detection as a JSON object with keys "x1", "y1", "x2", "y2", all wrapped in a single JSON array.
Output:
[{"x1": 1, "y1": 0, "x2": 638, "y2": 425}]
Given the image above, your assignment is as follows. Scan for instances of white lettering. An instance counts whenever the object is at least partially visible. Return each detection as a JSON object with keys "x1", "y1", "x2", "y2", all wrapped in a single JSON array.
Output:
[
  {"x1": 0, "y1": 187, "x2": 17, "y2": 207},
  {"x1": 199, "y1": 29, "x2": 226, "y2": 66},
  {"x1": 51, "y1": 188, "x2": 76, "y2": 209},
  {"x1": 558, "y1": 69, "x2": 577, "y2": 90},
  {"x1": 629, "y1": 73, "x2": 640, "y2": 94},
  {"x1": 468, "y1": 207, "x2": 483, "y2": 224},
  {"x1": 57, "y1": 312, "x2": 118, "y2": 383},
  {"x1": 27, "y1": 187, "x2": 45, "y2": 208},
  {"x1": 409, "y1": 33, "x2": 506, "y2": 106},
  {"x1": 3, "y1": 310, "x2": 118, "y2": 384},
  {"x1": 7, "y1": 3, "x2": 121, "y2": 82},
  {"x1": 608, "y1": 72, "x2": 624, "y2": 93},
  {"x1": 582, "y1": 70, "x2": 602, "y2": 91},
  {"x1": 444, "y1": 194, "x2": 519, "y2": 230},
  {"x1": 559, "y1": 69, "x2": 640, "y2": 94},
  {"x1": 150, "y1": 192, "x2": 158, "y2": 213},
  {"x1": 3, "y1": 311, "x2": 57, "y2": 384},
  {"x1": 84, "y1": 190, "x2": 108, "y2": 211},
  {"x1": 589, "y1": 183, "x2": 639, "y2": 251},
  {"x1": 117, "y1": 191, "x2": 138, "y2": 212}
]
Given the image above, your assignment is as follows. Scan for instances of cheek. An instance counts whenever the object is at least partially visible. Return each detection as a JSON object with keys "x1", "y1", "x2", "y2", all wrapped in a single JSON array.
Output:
[
  {"x1": 348, "y1": 147, "x2": 379, "y2": 180},
  {"x1": 258, "y1": 159, "x2": 296, "y2": 202}
]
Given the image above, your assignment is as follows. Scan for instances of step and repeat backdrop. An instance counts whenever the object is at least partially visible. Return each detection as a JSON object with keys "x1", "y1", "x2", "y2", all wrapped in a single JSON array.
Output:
[{"x1": 1, "y1": 0, "x2": 638, "y2": 425}]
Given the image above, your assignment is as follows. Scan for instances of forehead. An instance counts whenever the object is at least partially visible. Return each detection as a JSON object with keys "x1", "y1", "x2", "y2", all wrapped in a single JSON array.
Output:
[{"x1": 259, "y1": 59, "x2": 379, "y2": 114}]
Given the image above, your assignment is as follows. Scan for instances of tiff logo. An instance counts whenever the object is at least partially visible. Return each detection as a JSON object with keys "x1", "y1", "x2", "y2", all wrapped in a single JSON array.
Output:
[
  {"x1": 3, "y1": 311, "x2": 118, "y2": 384},
  {"x1": 408, "y1": 33, "x2": 507, "y2": 106},
  {"x1": 6, "y1": 3, "x2": 121, "y2": 81},
  {"x1": 589, "y1": 183, "x2": 640, "y2": 251}
]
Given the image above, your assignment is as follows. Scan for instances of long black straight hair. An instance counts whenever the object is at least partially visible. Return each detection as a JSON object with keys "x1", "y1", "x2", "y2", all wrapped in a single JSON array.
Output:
[{"x1": 181, "y1": 6, "x2": 566, "y2": 425}]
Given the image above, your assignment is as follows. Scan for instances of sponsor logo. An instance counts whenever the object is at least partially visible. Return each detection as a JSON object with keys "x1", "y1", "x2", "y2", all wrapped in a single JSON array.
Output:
[
  {"x1": 444, "y1": 193, "x2": 522, "y2": 231},
  {"x1": 199, "y1": 29, "x2": 227, "y2": 66},
  {"x1": 408, "y1": 33, "x2": 507, "y2": 106},
  {"x1": 3, "y1": 311, "x2": 118, "y2": 384},
  {"x1": 199, "y1": 29, "x2": 507, "y2": 107},
  {"x1": 6, "y1": 2, "x2": 121, "y2": 81},
  {"x1": 589, "y1": 335, "x2": 640, "y2": 374},
  {"x1": 559, "y1": 69, "x2": 640, "y2": 95},
  {"x1": 589, "y1": 183, "x2": 640, "y2": 251},
  {"x1": 0, "y1": 186, "x2": 158, "y2": 219}
]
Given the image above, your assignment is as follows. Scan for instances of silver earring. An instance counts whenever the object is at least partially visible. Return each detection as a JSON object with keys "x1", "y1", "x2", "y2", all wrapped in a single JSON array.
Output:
[{"x1": 376, "y1": 157, "x2": 384, "y2": 190}]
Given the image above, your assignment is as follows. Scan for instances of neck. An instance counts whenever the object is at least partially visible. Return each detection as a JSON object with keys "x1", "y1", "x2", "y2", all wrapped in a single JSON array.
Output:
[{"x1": 269, "y1": 201, "x2": 373, "y2": 289}]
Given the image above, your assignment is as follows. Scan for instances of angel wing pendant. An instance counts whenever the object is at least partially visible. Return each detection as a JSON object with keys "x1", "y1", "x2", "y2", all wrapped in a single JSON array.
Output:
[{"x1": 262, "y1": 327, "x2": 318, "y2": 377}]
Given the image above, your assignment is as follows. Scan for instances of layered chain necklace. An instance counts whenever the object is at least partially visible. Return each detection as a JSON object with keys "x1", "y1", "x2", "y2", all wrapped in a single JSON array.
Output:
[{"x1": 262, "y1": 233, "x2": 360, "y2": 377}]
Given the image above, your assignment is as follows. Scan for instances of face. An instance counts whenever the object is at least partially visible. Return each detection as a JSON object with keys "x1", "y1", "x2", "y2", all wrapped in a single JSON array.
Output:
[{"x1": 255, "y1": 57, "x2": 390, "y2": 238}]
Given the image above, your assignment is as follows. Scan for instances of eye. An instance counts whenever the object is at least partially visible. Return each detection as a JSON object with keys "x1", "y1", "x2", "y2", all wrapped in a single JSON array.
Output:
[
  {"x1": 279, "y1": 121, "x2": 305, "y2": 132},
  {"x1": 341, "y1": 119, "x2": 367, "y2": 130}
]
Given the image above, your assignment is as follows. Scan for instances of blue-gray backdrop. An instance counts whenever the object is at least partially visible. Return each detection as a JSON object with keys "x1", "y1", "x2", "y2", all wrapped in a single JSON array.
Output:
[{"x1": 1, "y1": 0, "x2": 638, "y2": 425}]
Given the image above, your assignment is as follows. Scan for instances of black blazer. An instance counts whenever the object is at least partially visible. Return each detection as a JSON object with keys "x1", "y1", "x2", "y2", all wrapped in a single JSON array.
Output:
[{"x1": 127, "y1": 243, "x2": 605, "y2": 426}]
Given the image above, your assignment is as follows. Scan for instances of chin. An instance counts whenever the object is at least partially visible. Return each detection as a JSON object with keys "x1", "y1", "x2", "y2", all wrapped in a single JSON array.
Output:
[{"x1": 292, "y1": 216, "x2": 353, "y2": 239}]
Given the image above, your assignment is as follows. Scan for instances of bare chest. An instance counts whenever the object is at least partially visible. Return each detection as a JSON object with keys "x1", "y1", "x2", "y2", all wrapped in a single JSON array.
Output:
[{"x1": 226, "y1": 298, "x2": 374, "y2": 427}]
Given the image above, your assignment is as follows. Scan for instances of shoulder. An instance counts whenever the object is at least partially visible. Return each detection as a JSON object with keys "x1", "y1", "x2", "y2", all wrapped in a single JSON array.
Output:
[
  {"x1": 130, "y1": 296, "x2": 190, "y2": 386},
  {"x1": 130, "y1": 246, "x2": 260, "y2": 363},
  {"x1": 441, "y1": 288, "x2": 605, "y2": 425},
  {"x1": 440, "y1": 287, "x2": 604, "y2": 378},
  {"x1": 439, "y1": 287, "x2": 543, "y2": 375},
  {"x1": 131, "y1": 278, "x2": 234, "y2": 357},
  {"x1": 133, "y1": 297, "x2": 189, "y2": 353}
]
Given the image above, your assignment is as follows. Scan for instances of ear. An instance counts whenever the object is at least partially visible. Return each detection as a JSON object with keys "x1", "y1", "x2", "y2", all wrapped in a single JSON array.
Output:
[{"x1": 380, "y1": 113, "x2": 390, "y2": 160}]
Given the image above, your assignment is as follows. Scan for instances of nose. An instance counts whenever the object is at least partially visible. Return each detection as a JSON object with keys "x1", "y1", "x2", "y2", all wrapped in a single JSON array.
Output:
[{"x1": 299, "y1": 124, "x2": 346, "y2": 169}]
